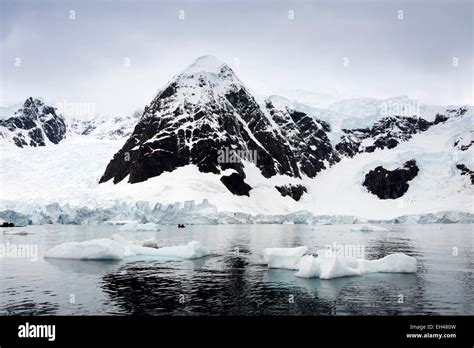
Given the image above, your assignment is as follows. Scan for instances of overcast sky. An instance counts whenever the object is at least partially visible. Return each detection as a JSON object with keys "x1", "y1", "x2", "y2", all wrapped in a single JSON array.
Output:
[{"x1": 1, "y1": 0, "x2": 472, "y2": 116}]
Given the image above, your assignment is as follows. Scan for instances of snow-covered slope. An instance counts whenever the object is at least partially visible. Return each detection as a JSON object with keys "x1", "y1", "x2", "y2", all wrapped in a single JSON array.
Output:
[
  {"x1": 0, "y1": 56, "x2": 472, "y2": 223},
  {"x1": 0, "y1": 106, "x2": 471, "y2": 221},
  {"x1": 269, "y1": 88, "x2": 345, "y2": 109},
  {"x1": 328, "y1": 96, "x2": 459, "y2": 129},
  {"x1": 68, "y1": 110, "x2": 142, "y2": 140}
]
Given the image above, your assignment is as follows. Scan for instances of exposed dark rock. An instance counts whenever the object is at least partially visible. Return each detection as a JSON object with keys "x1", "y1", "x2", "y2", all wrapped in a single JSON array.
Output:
[
  {"x1": 0, "y1": 98, "x2": 67, "y2": 147},
  {"x1": 100, "y1": 58, "x2": 303, "y2": 187},
  {"x1": 275, "y1": 184, "x2": 307, "y2": 201},
  {"x1": 456, "y1": 164, "x2": 474, "y2": 184},
  {"x1": 453, "y1": 133, "x2": 473, "y2": 151},
  {"x1": 363, "y1": 160, "x2": 419, "y2": 199},
  {"x1": 433, "y1": 114, "x2": 449, "y2": 124},
  {"x1": 265, "y1": 101, "x2": 340, "y2": 178},
  {"x1": 220, "y1": 173, "x2": 252, "y2": 196},
  {"x1": 100, "y1": 56, "x2": 338, "y2": 197},
  {"x1": 335, "y1": 109, "x2": 465, "y2": 158},
  {"x1": 336, "y1": 116, "x2": 432, "y2": 157}
]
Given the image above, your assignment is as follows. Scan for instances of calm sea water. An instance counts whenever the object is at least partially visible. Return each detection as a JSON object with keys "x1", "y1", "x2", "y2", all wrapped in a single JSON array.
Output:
[{"x1": 0, "y1": 224, "x2": 472, "y2": 315}]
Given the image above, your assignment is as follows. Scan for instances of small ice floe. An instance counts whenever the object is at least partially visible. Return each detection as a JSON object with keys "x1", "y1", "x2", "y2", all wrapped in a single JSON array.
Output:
[
  {"x1": 44, "y1": 239, "x2": 131, "y2": 260},
  {"x1": 263, "y1": 247, "x2": 417, "y2": 280},
  {"x1": 350, "y1": 225, "x2": 389, "y2": 232},
  {"x1": 118, "y1": 222, "x2": 160, "y2": 231},
  {"x1": 262, "y1": 246, "x2": 308, "y2": 270},
  {"x1": 142, "y1": 238, "x2": 160, "y2": 249},
  {"x1": 3, "y1": 230, "x2": 33, "y2": 235},
  {"x1": 44, "y1": 235, "x2": 209, "y2": 260}
]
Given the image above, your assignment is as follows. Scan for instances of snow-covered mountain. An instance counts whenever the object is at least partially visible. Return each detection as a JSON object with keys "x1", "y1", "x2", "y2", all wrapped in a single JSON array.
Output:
[
  {"x1": 0, "y1": 98, "x2": 67, "y2": 147},
  {"x1": 0, "y1": 56, "x2": 472, "y2": 223},
  {"x1": 0, "y1": 97, "x2": 143, "y2": 145},
  {"x1": 328, "y1": 96, "x2": 457, "y2": 129},
  {"x1": 99, "y1": 55, "x2": 338, "y2": 200},
  {"x1": 335, "y1": 112, "x2": 455, "y2": 158},
  {"x1": 68, "y1": 110, "x2": 142, "y2": 140}
]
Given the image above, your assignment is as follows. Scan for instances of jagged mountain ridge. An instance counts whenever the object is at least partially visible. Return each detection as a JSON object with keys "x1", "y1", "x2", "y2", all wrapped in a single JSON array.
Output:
[
  {"x1": 0, "y1": 98, "x2": 67, "y2": 147},
  {"x1": 1, "y1": 56, "x2": 472, "y2": 208},
  {"x1": 335, "y1": 108, "x2": 468, "y2": 157},
  {"x1": 99, "y1": 56, "x2": 339, "y2": 199}
]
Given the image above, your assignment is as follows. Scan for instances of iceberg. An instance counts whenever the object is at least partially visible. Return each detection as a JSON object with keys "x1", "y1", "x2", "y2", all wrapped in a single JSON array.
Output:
[
  {"x1": 44, "y1": 239, "x2": 132, "y2": 260},
  {"x1": 142, "y1": 238, "x2": 160, "y2": 249},
  {"x1": 295, "y1": 251, "x2": 362, "y2": 279},
  {"x1": 264, "y1": 247, "x2": 417, "y2": 279},
  {"x1": 359, "y1": 253, "x2": 417, "y2": 273},
  {"x1": 294, "y1": 254, "x2": 321, "y2": 278},
  {"x1": 44, "y1": 237, "x2": 210, "y2": 260},
  {"x1": 138, "y1": 241, "x2": 210, "y2": 259},
  {"x1": 350, "y1": 225, "x2": 389, "y2": 232},
  {"x1": 262, "y1": 246, "x2": 308, "y2": 270},
  {"x1": 118, "y1": 222, "x2": 160, "y2": 231}
]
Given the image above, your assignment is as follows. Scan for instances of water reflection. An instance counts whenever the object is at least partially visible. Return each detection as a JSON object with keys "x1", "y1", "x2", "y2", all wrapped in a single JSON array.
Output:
[
  {"x1": 101, "y1": 256, "x2": 427, "y2": 315},
  {"x1": 1, "y1": 224, "x2": 472, "y2": 315}
]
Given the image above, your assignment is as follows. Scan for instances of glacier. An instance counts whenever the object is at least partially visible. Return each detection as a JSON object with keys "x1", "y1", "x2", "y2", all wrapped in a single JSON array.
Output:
[{"x1": 1, "y1": 202, "x2": 473, "y2": 226}]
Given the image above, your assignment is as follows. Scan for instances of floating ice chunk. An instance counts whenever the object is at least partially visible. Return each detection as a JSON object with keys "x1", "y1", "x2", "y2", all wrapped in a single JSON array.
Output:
[
  {"x1": 317, "y1": 255, "x2": 362, "y2": 279},
  {"x1": 136, "y1": 241, "x2": 210, "y2": 259},
  {"x1": 294, "y1": 251, "x2": 416, "y2": 279},
  {"x1": 111, "y1": 233, "x2": 139, "y2": 245},
  {"x1": 111, "y1": 234, "x2": 208, "y2": 258},
  {"x1": 296, "y1": 252, "x2": 361, "y2": 279},
  {"x1": 118, "y1": 222, "x2": 160, "y2": 231},
  {"x1": 44, "y1": 238, "x2": 132, "y2": 260},
  {"x1": 350, "y1": 225, "x2": 389, "y2": 232},
  {"x1": 142, "y1": 238, "x2": 160, "y2": 249},
  {"x1": 3, "y1": 230, "x2": 33, "y2": 235},
  {"x1": 45, "y1": 238, "x2": 209, "y2": 260},
  {"x1": 263, "y1": 246, "x2": 308, "y2": 270},
  {"x1": 359, "y1": 253, "x2": 417, "y2": 273},
  {"x1": 294, "y1": 255, "x2": 321, "y2": 278}
]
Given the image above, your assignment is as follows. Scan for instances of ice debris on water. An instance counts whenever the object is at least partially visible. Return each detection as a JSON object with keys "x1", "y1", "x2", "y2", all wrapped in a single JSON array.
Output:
[
  {"x1": 264, "y1": 247, "x2": 417, "y2": 279},
  {"x1": 44, "y1": 235, "x2": 210, "y2": 260}
]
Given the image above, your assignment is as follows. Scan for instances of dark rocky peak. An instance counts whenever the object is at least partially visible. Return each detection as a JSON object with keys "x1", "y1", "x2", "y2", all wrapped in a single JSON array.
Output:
[
  {"x1": 0, "y1": 97, "x2": 67, "y2": 147},
  {"x1": 99, "y1": 56, "x2": 301, "y2": 191}
]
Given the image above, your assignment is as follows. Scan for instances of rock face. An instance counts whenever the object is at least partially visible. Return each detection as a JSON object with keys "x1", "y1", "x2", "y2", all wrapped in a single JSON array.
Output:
[
  {"x1": 363, "y1": 160, "x2": 419, "y2": 199},
  {"x1": 335, "y1": 108, "x2": 469, "y2": 158},
  {"x1": 220, "y1": 173, "x2": 252, "y2": 196},
  {"x1": 336, "y1": 116, "x2": 432, "y2": 157},
  {"x1": 456, "y1": 164, "x2": 474, "y2": 184},
  {"x1": 99, "y1": 56, "x2": 338, "y2": 197},
  {"x1": 265, "y1": 101, "x2": 339, "y2": 178},
  {"x1": 0, "y1": 98, "x2": 67, "y2": 147},
  {"x1": 454, "y1": 132, "x2": 473, "y2": 151},
  {"x1": 275, "y1": 184, "x2": 307, "y2": 201}
]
